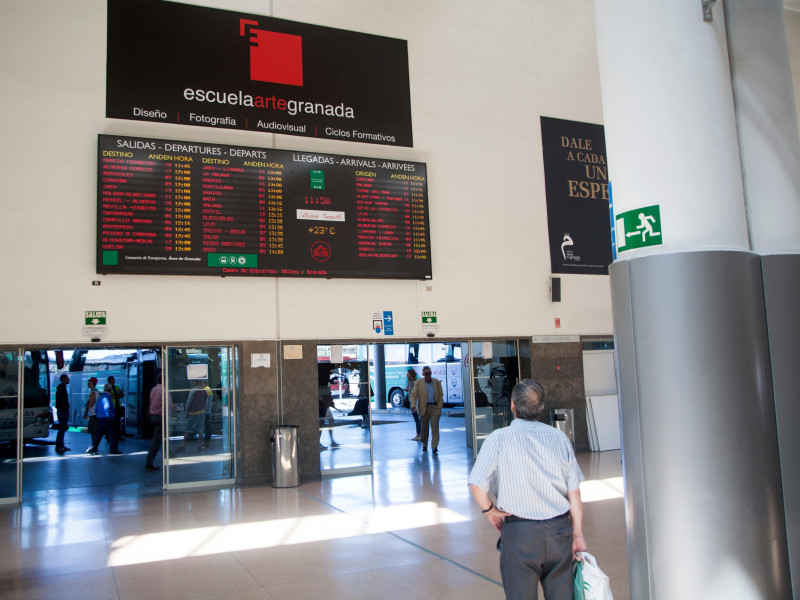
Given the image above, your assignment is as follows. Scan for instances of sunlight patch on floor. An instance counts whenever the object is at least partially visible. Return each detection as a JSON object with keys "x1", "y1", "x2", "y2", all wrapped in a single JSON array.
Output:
[
  {"x1": 108, "y1": 501, "x2": 468, "y2": 567},
  {"x1": 580, "y1": 476, "x2": 624, "y2": 502}
]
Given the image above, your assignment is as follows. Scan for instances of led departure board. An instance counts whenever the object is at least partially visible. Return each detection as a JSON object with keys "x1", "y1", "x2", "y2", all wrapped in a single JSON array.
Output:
[{"x1": 97, "y1": 135, "x2": 432, "y2": 279}]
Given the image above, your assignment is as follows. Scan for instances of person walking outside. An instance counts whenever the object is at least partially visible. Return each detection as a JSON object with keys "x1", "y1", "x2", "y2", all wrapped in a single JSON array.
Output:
[
  {"x1": 55, "y1": 374, "x2": 70, "y2": 454},
  {"x1": 85, "y1": 383, "x2": 122, "y2": 456},
  {"x1": 107, "y1": 376, "x2": 126, "y2": 441},
  {"x1": 83, "y1": 377, "x2": 99, "y2": 441}
]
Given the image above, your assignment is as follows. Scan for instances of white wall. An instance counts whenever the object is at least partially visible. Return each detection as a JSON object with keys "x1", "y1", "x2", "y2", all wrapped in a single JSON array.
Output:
[{"x1": 0, "y1": 0, "x2": 611, "y2": 344}]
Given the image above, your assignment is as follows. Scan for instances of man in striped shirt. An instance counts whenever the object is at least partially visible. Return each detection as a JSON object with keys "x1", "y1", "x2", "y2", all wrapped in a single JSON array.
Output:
[{"x1": 468, "y1": 379, "x2": 586, "y2": 599}]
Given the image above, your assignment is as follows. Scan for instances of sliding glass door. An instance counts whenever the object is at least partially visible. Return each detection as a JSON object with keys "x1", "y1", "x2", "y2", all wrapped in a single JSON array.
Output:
[
  {"x1": 164, "y1": 346, "x2": 237, "y2": 488},
  {"x1": 469, "y1": 340, "x2": 520, "y2": 456}
]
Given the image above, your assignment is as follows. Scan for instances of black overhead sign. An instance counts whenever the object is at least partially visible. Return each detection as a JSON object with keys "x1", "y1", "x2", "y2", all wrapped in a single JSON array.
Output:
[
  {"x1": 97, "y1": 135, "x2": 431, "y2": 280},
  {"x1": 106, "y1": 0, "x2": 413, "y2": 147},
  {"x1": 540, "y1": 117, "x2": 612, "y2": 275}
]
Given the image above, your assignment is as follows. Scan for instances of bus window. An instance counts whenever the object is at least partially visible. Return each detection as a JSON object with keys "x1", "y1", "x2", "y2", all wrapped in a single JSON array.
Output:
[
  {"x1": 17, "y1": 351, "x2": 52, "y2": 442},
  {"x1": 379, "y1": 343, "x2": 464, "y2": 408},
  {"x1": 384, "y1": 345, "x2": 407, "y2": 365},
  {"x1": 416, "y1": 345, "x2": 433, "y2": 364}
]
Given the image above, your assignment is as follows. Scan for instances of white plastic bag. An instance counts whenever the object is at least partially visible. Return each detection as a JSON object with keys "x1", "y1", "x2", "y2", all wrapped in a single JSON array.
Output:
[{"x1": 577, "y1": 552, "x2": 613, "y2": 600}]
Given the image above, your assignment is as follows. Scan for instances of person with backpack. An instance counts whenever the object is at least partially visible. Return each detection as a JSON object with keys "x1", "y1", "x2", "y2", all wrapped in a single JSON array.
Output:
[
  {"x1": 83, "y1": 377, "x2": 99, "y2": 440},
  {"x1": 85, "y1": 383, "x2": 122, "y2": 455},
  {"x1": 107, "y1": 375, "x2": 126, "y2": 441}
]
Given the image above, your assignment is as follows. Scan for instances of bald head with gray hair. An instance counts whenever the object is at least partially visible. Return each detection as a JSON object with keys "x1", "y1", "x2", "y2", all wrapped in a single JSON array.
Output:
[{"x1": 510, "y1": 379, "x2": 547, "y2": 420}]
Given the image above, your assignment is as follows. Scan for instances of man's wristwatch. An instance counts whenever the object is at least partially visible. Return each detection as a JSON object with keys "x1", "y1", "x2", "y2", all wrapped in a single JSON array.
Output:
[{"x1": 481, "y1": 502, "x2": 494, "y2": 513}]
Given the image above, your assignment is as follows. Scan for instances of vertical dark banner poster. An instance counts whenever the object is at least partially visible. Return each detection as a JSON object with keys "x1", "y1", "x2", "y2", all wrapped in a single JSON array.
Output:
[
  {"x1": 540, "y1": 117, "x2": 612, "y2": 275},
  {"x1": 106, "y1": 0, "x2": 413, "y2": 147}
]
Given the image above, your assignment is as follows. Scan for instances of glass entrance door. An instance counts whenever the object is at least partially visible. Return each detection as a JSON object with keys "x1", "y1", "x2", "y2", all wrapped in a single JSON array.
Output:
[
  {"x1": 469, "y1": 340, "x2": 520, "y2": 457},
  {"x1": 316, "y1": 344, "x2": 372, "y2": 476},
  {"x1": 164, "y1": 346, "x2": 236, "y2": 488}
]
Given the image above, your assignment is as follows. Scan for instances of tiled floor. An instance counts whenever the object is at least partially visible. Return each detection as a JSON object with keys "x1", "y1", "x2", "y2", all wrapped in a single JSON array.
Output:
[{"x1": 0, "y1": 413, "x2": 629, "y2": 599}]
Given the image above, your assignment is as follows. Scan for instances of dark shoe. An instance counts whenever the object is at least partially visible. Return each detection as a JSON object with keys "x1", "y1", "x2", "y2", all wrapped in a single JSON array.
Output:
[
  {"x1": 422, "y1": 445, "x2": 427, "y2": 452},
  {"x1": 109, "y1": 450, "x2": 123, "y2": 455},
  {"x1": 330, "y1": 441, "x2": 340, "y2": 447},
  {"x1": 62, "y1": 446, "x2": 71, "y2": 451},
  {"x1": 86, "y1": 447, "x2": 98, "y2": 455},
  {"x1": 432, "y1": 447, "x2": 438, "y2": 455},
  {"x1": 144, "y1": 465, "x2": 159, "y2": 471}
]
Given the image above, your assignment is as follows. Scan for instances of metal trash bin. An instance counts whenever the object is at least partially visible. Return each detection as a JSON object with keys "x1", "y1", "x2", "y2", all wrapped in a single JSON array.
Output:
[
  {"x1": 271, "y1": 425, "x2": 300, "y2": 488},
  {"x1": 550, "y1": 408, "x2": 575, "y2": 448}
]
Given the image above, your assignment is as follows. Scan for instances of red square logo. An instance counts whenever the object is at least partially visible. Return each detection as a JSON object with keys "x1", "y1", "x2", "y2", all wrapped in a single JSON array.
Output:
[{"x1": 242, "y1": 21, "x2": 303, "y2": 86}]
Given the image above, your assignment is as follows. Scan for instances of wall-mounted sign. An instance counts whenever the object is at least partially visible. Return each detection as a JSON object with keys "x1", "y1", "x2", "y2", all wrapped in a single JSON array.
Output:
[
  {"x1": 421, "y1": 310, "x2": 438, "y2": 335},
  {"x1": 540, "y1": 117, "x2": 613, "y2": 275},
  {"x1": 250, "y1": 353, "x2": 270, "y2": 368},
  {"x1": 284, "y1": 345, "x2": 303, "y2": 360},
  {"x1": 371, "y1": 312, "x2": 387, "y2": 334},
  {"x1": 84, "y1": 311, "x2": 106, "y2": 326},
  {"x1": 615, "y1": 205, "x2": 663, "y2": 252},
  {"x1": 383, "y1": 311, "x2": 394, "y2": 335},
  {"x1": 187, "y1": 364, "x2": 209, "y2": 380},
  {"x1": 83, "y1": 311, "x2": 108, "y2": 337},
  {"x1": 97, "y1": 135, "x2": 431, "y2": 279},
  {"x1": 106, "y1": 0, "x2": 413, "y2": 146}
]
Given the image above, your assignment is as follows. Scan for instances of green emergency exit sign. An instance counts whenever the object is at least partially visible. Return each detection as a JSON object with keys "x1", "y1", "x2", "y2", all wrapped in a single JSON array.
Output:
[
  {"x1": 421, "y1": 311, "x2": 437, "y2": 324},
  {"x1": 85, "y1": 311, "x2": 106, "y2": 326},
  {"x1": 615, "y1": 205, "x2": 663, "y2": 252}
]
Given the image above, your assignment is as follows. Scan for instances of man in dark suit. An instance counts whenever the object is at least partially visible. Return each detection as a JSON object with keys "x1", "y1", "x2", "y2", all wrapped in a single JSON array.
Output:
[
  {"x1": 409, "y1": 366, "x2": 444, "y2": 453},
  {"x1": 55, "y1": 374, "x2": 70, "y2": 454}
]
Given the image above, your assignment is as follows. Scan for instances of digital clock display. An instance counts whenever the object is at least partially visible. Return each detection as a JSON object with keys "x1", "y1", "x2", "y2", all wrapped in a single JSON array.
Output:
[{"x1": 97, "y1": 135, "x2": 432, "y2": 279}]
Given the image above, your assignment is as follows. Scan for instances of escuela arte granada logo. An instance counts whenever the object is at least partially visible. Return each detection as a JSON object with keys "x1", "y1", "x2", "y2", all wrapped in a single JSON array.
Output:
[
  {"x1": 240, "y1": 19, "x2": 304, "y2": 86},
  {"x1": 180, "y1": 19, "x2": 356, "y2": 120}
]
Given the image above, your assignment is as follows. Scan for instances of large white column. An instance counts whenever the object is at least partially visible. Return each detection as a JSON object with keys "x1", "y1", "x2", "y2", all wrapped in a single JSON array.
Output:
[
  {"x1": 596, "y1": 2, "x2": 792, "y2": 598},
  {"x1": 724, "y1": 0, "x2": 800, "y2": 255},
  {"x1": 597, "y1": 1, "x2": 749, "y2": 257}
]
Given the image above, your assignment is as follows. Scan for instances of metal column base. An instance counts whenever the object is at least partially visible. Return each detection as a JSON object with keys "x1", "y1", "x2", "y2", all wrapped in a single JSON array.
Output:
[
  {"x1": 762, "y1": 253, "x2": 800, "y2": 598},
  {"x1": 611, "y1": 250, "x2": 791, "y2": 599}
]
